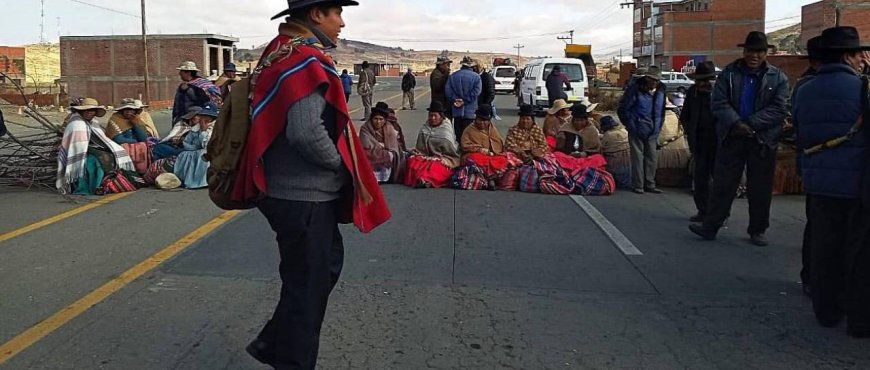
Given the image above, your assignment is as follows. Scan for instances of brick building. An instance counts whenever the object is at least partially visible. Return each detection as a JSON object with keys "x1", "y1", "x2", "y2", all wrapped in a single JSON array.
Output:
[
  {"x1": 0, "y1": 46, "x2": 26, "y2": 89},
  {"x1": 801, "y1": 0, "x2": 870, "y2": 45},
  {"x1": 631, "y1": 0, "x2": 765, "y2": 72},
  {"x1": 60, "y1": 34, "x2": 237, "y2": 107}
]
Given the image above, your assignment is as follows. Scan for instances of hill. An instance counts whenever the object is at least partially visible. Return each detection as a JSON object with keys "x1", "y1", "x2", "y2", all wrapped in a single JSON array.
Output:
[
  {"x1": 24, "y1": 43, "x2": 60, "y2": 87},
  {"x1": 768, "y1": 24, "x2": 803, "y2": 54}
]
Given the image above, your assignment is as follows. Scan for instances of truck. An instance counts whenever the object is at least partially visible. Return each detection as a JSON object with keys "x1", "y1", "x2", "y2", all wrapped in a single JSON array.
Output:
[{"x1": 564, "y1": 44, "x2": 596, "y2": 82}]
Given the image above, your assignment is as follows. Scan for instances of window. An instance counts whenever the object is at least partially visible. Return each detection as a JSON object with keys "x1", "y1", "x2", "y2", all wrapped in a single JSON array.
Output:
[
  {"x1": 544, "y1": 64, "x2": 584, "y2": 82},
  {"x1": 495, "y1": 67, "x2": 516, "y2": 78},
  {"x1": 677, "y1": 74, "x2": 689, "y2": 81}
]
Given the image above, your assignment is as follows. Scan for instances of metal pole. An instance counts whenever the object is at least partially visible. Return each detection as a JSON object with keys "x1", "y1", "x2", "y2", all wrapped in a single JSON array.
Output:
[
  {"x1": 141, "y1": 0, "x2": 150, "y2": 104},
  {"x1": 835, "y1": 0, "x2": 842, "y2": 26}
]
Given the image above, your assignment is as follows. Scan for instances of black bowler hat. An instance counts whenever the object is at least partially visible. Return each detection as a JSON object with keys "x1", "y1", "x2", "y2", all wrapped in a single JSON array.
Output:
[
  {"x1": 738, "y1": 31, "x2": 774, "y2": 50},
  {"x1": 819, "y1": 26, "x2": 870, "y2": 51},
  {"x1": 687, "y1": 61, "x2": 718, "y2": 80},
  {"x1": 476, "y1": 104, "x2": 493, "y2": 120},
  {"x1": 801, "y1": 36, "x2": 825, "y2": 60},
  {"x1": 518, "y1": 104, "x2": 535, "y2": 117},
  {"x1": 271, "y1": 0, "x2": 359, "y2": 20},
  {"x1": 427, "y1": 101, "x2": 445, "y2": 113},
  {"x1": 570, "y1": 104, "x2": 589, "y2": 119}
]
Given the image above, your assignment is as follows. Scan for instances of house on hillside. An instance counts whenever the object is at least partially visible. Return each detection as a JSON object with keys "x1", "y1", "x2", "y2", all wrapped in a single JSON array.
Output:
[{"x1": 0, "y1": 46, "x2": 26, "y2": 90}]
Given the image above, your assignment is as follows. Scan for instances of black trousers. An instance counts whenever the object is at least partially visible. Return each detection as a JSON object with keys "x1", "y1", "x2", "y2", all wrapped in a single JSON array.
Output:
[
  {"x1": 692, "y1": 140, "x2": 717, "y2": 217},
  {"x1": 808, "y1": 195, "x2": 870, "y2": 329},
  {"x1": 344, "y1": 93, "x2": 350, "y2": 103},
  {"x1": 703, "y1": 137, "x2": 776, "y2": 234},
  {"x1": 256, "y1": 198, "x2": 345, "y2": 370},
  {"x1": 454, "y1": 118, "x2": 474, "y2": 141}
]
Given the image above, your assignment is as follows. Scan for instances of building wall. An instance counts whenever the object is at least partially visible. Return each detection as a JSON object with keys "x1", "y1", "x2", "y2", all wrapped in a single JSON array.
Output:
[
  {"x1": 802, "y1": 0, "x2": 870, "y2": 45},
  {"x1": 0, "y1": 46, "x2": 26, "y2": 88}
]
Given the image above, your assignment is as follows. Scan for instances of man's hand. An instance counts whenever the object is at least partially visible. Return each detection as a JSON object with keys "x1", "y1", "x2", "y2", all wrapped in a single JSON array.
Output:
[
  {"x1": 729, "y1": 121, "x2": 754, "y2": 137},
  {"x1": 454, "y1": 99, "x2": 464, "y2": 108}
]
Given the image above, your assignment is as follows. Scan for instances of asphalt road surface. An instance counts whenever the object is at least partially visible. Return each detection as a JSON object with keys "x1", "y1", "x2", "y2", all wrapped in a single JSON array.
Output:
[{"x1": 1, "y1": 77, "x2": 868, "y2": 369}]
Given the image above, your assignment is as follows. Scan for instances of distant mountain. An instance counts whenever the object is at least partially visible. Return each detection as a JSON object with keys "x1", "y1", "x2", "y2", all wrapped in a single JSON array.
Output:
[{"x1": 768, "y1": 24, "x2": 803, "y2": 54}]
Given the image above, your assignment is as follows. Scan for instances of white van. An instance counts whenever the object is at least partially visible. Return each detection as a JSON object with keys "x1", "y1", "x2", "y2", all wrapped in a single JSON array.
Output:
[
  {"x1": 519, "y1": 58, "x2": 589, "y2": 113},
  {"x1": 492, "y1": 65, "x2": 517, "y2": 93}
]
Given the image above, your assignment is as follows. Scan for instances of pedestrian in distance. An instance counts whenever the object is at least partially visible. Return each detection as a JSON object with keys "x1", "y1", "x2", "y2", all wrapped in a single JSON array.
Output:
[
  {"x1": 358, "y1": 60, "x2": 376, "y2": 120},
  {"x1": 680, "y1": 61, "x2": 719, "y2": 222},
  {"x1": 171, "y1": 61, "x2": 222, "y2": 124},
  {"x1": 446, "y1": 56, "x2": 483, "y2": 141},
  {"x1": 401, "y1": 67, "x2": 417, "y2": 110},
  {"x1": 430, "y1": 55, "x2": 453, "y2": 119},
  {"x1": 689, "y1": 31, "x2": 790, "y2": 246},
  {"x1": 239, "y1": 0, "x2": 391, "y2": 368},
  {"x1": 340, "y1": 68, "x2": 353, "y2": 102},
  {"x1": 617, "y1": 66, "x2": 666, "y2": 195},
  {"x1": 546, "y1": 65, "x2": 572, "y2": 107},
  {"x1": 215, "y1": 63, "x2": 241, "y2": 100},
  {"x1": 792, "y1": 26, "x2": 870, "y2": 338}
]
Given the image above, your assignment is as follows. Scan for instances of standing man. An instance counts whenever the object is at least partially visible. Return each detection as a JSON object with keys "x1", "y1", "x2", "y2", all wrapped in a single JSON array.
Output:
[
  {"x1": 340, "y1": 69, "x2": 353, "y2": 102},
  {"x1": 618, "y1": 66, "x2": 666, "y2": 194},
  {"x1": 358, "y1": 60, "x2": 376, "y2": 120},
  {"x1": 680, "y1": 61, "x2": 719, "y2": 221},
  {"x1": 546, "y1": 65, "x2": 571, "y2": 107},
  {"x1": 793, "y1": 26, "x2": 870, "y2": 336},
  {"x1": 446, "y1": 56, "x2": 483, "y2": 140},
  {"x1": 476, "y1": 63, "x2": 497, "y2": 120},
  {"x1": 401, "y1": 67, "x2": 416, "y2": 110},
  {"x1": 430, "y1": 56, "x2": 452, "y2": 119},
  {"x1": 239, "y1": 0, "x2": 391, "y2": 368},
  {"x1": 215, "y1": 62, "x2": 241, "y2": 100},
  {"x1": 172, "y1": 61, "x2": 222, "y2": 123},
  {"x1": 689, "y1": 31, "x2": 790, "y2": 246}
]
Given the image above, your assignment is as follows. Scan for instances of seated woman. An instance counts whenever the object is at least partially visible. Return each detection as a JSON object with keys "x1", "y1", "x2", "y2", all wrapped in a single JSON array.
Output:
[
  {"x1": 173, "y1": 103, "x2": 217, "y2": 189},
  {"x1": 404, "y1": 101, "x2": 461, "y2": 188},
  {"x1": 151, "y1": 106, "x2": 200, "y2": 160},
  {"x1": 504, "y1": 104, "x2": 548, "y2": 163},
  {"x1": 543, "y1": 99, "x2": 572, "y2": 148},
  {"x1": 360, "y1": 104, "x2": 407, "y2": 183},
  {"x1": 460, "y1": 104, "x2": 509, "y2": 178},
  {"x1": 56, "y1": 98, "x2": 135, "y2": 195},
  {"x1": 106, "y1": 98, "x2": 159, "y2": 173},
  {"x1": 599, "y1": 116, "x2": 632, "y2": 188},
  {"x1": 377, "y1": 101, "x2": 408, "y2": 148},
  {"x1": 553, "y1": 104, "x2": 606, "y2": 173}
]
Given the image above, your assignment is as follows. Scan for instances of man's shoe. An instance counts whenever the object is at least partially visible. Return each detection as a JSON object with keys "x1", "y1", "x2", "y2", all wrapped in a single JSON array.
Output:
[
  {"x1": 802, "y1": 283, "x2": 812, "y2": 298},
  {"x1": 817, "y1": 314, "x2": 844, "y2": 328},
  {"x1": 689, "y1": 213, "x2": 705, "y2": 223},
  {"x1": 645, "y1": 187, "x2": 664, "y2": 194},
  {"x1": 749, "y1": 233, "x2": 769, "y2": 247},
  {"x1": 632, "y1": 188, "x2": 645, "y2": 194},
  {"x1": 689, "y1": 223, "x2": 716, "y2": 240},
  {"x1": 246, "y1": 339, "x2": 276, "y2": 366}
]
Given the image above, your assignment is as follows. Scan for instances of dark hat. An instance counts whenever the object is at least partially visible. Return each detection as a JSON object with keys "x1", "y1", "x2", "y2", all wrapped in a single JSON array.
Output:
[
  {"x1": 552, "y1": 65, "x2": 561, "y2": 71},
  {"x1": 518, "y1": 104, "x2": 535, "y2": 117},
  {"x1": 427, "y1": 101, "x2": 445, "y2": 113},
  {"x1": 599, "y1": 116, "x2": 619, "y2": 131},
  {"x1": 223, "y1": 63, "x2": 237, "y2": 72},
  {"x1": 436, "y1": 56, "x2": 452, "y2": 65},
  {"x1": 687, "y1": 61, "x2": 718, "y2": 80},
  {"x1": 801, "y1": 36, "x2": 825, "y2": 60},
  {"x1": 270, "y1": 0, "x2": 359, "y2": 20},
  {"x1": 182, "y1": 106, "x2": 203, "y2": 120},
  {"x1": 818, "y1": 26, "x2": 870, "y2": 51},
  {"x1": 361, "y1": 61, "x2": 370, "y2": 68},
  {"x1": 570, "y1": 104, "x2": 589, "y2": 119},
  {"x1": 197, "y1": 103, "x2": 220, "y2": 118},
  {"x1": 738, "y1": 31, "x2": 774, "y2": 50},
  {"x1": 641, "y1": 66, "x2": 663, "y2": 81},
  {"x1": 475, "y1": 104, "x2": 493, "y2": 119},
  {"x1": 371, "y1": 101, "x2": 390, "y2": 117}
]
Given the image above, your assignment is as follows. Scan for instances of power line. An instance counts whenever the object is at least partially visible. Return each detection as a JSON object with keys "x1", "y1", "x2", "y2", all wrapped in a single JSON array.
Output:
[
  {"x1": 353, "y1": 31, "x2": 572, "y2": 43},
  {"x1": 67, "y1": 0, "x2": 140, "y2": 18}
]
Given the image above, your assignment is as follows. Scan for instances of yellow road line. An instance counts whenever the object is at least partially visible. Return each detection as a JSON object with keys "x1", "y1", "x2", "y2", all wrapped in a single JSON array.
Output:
[
  {"x1": 0, "y1": 210, "x2": 242, "y2": 365},
  {"x1": 0, "y1": 192, "x2": 133, "y2": 244}
]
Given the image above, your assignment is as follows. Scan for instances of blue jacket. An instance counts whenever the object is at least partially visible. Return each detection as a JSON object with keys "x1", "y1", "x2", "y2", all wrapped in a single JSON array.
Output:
[
  {"x1": 446, "y1": 66, "x2": 482, "y2": 119},
  {"x1": 617, "y1": 78, "x2": 666, "y2": 140},
  {"x1": 340, "y1": 73, "x2": 353, "y2": 95},
  {"x1": 712, "y1": 60, "x2": 789, "y2": 148},
  {"x1": 793, "y1": 63, "x2": 868, "y2": 199}
]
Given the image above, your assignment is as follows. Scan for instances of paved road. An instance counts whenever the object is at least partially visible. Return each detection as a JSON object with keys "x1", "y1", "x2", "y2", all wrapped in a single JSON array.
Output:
[{"x1": 1, "y1": 78, "x2": 868, "y2": 369}]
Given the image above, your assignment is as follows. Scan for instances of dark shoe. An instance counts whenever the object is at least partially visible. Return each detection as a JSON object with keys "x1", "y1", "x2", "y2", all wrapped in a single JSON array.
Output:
[
  {"x1": 802, "y1": 283, "x2": 812, "y2": 298},
  {"x1": 749, "y1": 233, "x2": 768, "y2": 247},
  {"x1": 632, "y1": 188, "x2": 645, "y2": 194},
  {"x1": 246, "y1": 339, "x2": 275, "y2": 366},
  {"x1": 689, "y1": 213, "x2": 705, "y2": 223},
  {"x1": 689, "y1": 223, "x2": 717, "y2": 240},
  {"x1": 817, "y1": 314, "x2": 844, "y2": 328},
  {"x1": 645, "y1": 187, "x2": 664, "y2": 194}
]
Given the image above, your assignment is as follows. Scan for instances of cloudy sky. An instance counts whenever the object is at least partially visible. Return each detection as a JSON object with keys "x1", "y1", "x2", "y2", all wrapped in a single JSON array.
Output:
[{"x1": 1, "y1": 0, "x2": 818, "y2": 57}]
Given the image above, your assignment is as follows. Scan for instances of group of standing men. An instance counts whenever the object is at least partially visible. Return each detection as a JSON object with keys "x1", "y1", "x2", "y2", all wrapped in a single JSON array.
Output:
[
  {"x1": 679, "y1": 28, "x2": 870, "y2": 338},
  {"x1": 428, "y1": 55, "x2": 498, "y2": 140}
]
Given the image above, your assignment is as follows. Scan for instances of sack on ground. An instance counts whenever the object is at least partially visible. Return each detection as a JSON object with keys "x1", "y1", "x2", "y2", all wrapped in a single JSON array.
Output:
[
  {"x1": 517, "y1": 165, "x2": 540, "y2": 193},
  {"x1": 98, "y1": 170, "x2": 138, "y2": 195},
  {"x1": 573, "y1": 167, "x2": 616, "y2": 196},
  {"x1": 450, "y1": 162, "x2": 489, "y2": 190},
  {"x1": 495, "y1": 168, "x2": 520, "y2": 191}
]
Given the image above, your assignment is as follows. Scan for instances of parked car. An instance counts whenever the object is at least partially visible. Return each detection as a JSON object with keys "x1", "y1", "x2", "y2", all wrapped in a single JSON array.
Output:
[
  {"x1": 492, "y1": 65, "x2": 517, "y2": 93},
  {"x1": 661, "y1": 71, "x2": 694, "y2": 93},
  {"x1": 518, "y1": 57, "x2": 589, "y2": 114}
]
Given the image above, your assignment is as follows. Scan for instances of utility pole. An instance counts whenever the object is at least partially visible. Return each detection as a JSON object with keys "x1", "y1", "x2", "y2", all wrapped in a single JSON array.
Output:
[
  {"x1": 141, "y1": 0, "x2": 150, "y2": 104},
  {"x1": 557, "y1": 30, "x2": 575, "y2": 44},
  {"x1": 40, "y1": 0, "x2": 46, "y2": 44},
  {"x1": 514, "y1": 44, "x2": 525, "y2": 64}
]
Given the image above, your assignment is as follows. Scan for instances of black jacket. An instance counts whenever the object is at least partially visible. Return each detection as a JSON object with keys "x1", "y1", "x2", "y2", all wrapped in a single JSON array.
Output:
[
  {"x1": 401, "y1": 72, "x2": 416, "y2": 92},
  {"x1": 680, "y1": 85, "x2": 716, "y2": 154},
  {"x1": 479, "y1": 71, "x2": 496, "y2": 105},
  {"x1": 712, "y1": 59, "x2": 790, "y2": 148}
]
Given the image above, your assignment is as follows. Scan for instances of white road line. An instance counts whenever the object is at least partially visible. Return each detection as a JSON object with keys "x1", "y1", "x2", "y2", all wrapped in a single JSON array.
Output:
[{"x1": 570, "y1": 195, "x2": 643, "y2": 256}]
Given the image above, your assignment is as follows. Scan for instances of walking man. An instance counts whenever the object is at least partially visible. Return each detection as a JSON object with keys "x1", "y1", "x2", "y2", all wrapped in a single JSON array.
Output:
[
  {"x1": 430, "y1": 56, "x2": 452, "y2": 118},
  {"x1": 446, "y1": 56, "x2": 483, "y2": 140},
  {"x1": 793, "y1": 26, "x2": 870, "y2": 337},
  {"x1": 618, "y1": 66, "x2": 666, "y2": 194},
  {"x1": 358, "y1": 60, "x2": 375, "y2": 120},
  {"x1": 546, "y1": 65, "x2": 571, "y2": 106},
  {"x1": 680, "y1": 61, "x2": 719, "y2": 221},
  {"x1": 401, "y1": 68, "x2": 416, "y2": 110},
  {"x1": 340, "y1": 69, "x2": 353, "y2": 102},
  {"x1": 238, "y1": 1, "x2": 391, "y2": 368},
  {"x1": 689, "y1": 31, "x2": 789, "y2": 246}
]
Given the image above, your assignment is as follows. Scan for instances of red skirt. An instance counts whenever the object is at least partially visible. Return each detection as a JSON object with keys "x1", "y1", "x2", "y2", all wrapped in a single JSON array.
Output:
[
  {"x1": 404, "y1": 156, "x2": 454, "y2": 188},
  {"x1": 552, "y1": 152, "x2": 607, "y2": 175},
  {"x1": 465, "y1": 153, "x2": 510, "y2": 177}
]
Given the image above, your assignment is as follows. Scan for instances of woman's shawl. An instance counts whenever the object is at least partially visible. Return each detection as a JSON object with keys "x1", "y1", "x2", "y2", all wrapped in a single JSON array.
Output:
[
  {"x1": 460, "y1": 123, "x2": 504, "y2": 161},
  {"x1": 105, "y1": 111, "x2": 160, "y2": 140},
  {"x1": 415, "y1": 118, "x2": 460, "y2": 167},
  {"x1": 504, "y1": 124, "x2": 548, "y2": 160},
  {"x1": 56, "y1": 113, "x2": 134, "y2": 193}
]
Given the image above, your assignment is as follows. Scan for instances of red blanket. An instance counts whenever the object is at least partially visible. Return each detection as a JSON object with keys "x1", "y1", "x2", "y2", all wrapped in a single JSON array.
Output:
[
  {"x1": 552, "y1": 152, "x2": 607, "y2": 175},
  {"x1": 233, "y1": 35, "x2": 390, "y2": 233}
]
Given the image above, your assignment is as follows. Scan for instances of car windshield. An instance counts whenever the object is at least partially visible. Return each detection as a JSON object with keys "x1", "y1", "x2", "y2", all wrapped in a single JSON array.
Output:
[
  {"x1": 544, "y1": 64, "x2": 584, "y2": 82},
  {"x1": 495, "y1": 68, "x2": 516, "y2": 78}
]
